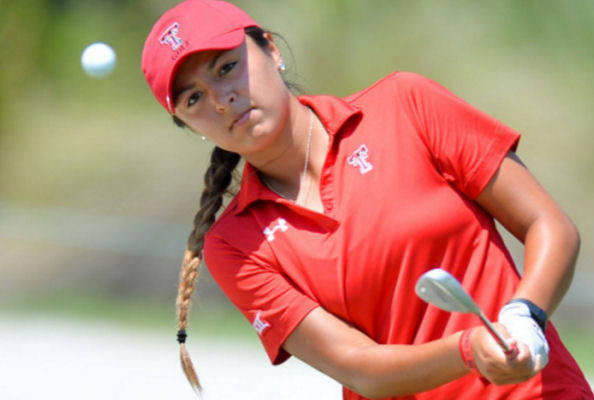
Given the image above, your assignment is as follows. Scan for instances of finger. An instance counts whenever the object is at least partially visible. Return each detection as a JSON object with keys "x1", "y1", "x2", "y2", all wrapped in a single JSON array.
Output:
[
  {"x1": 503, "y1": 340, "x2": 519, "y2": 360},
  {"x1": 490, "y1": 325, "x2": 523, "y2": 362},
  {"x1": 511, "y1": 342, "x2": 532, "y2": 365},
  {"x1": 503, "y1": 343, "x2": 534, "y2": 378},
  {"x1": 491, "y1": 372, "x2": 535, "y2": 386},
  {"x1": 482, "y1": 327, "x2": 513, "y2": 361},
  {"x1": 477, "y1": 336, "x2": 534, "y2": 383},
  {"x1": 486, "y1": 360, "x2": 535, "y2": 386}
]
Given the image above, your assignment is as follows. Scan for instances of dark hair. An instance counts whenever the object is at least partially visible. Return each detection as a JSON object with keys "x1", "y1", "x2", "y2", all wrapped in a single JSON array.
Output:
[{"x1": 174, "y1": 25, "x2": 279, "y2": 394}]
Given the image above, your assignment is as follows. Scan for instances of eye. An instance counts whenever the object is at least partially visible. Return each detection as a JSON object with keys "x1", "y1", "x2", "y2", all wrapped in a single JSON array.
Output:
[
  {"x1": 187, "y1": 91, "x2": 202, "y2": 107},
  {"x1": 219, "y1": 61, "x2": 237, "y2": 77}
]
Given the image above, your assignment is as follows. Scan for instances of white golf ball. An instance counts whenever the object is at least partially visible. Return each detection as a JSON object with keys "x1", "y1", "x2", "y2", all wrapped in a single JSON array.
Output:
[{"x1": 81, "y1": 42, "x2": 117, "y2": 78}]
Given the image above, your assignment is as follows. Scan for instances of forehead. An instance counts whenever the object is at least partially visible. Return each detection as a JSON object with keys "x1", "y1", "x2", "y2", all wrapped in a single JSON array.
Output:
[
  {"x1": 172, "y1": 38, "x2": 253, "y2": 94},
  {"x1": 173, "y1": 49, "x2": 222, "y2": 88}
]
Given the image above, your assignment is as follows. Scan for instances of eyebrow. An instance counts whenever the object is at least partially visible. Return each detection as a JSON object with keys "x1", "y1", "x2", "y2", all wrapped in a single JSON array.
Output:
[
  {"x1": 208, "y1": 51, "x2": 225, "y2": 70},
  {"x1": 172, "y1": 51, "x2": 225, "y2": 106},
  {"x1": 172, "y1": 83, "x2": 194, "y2": 106}
]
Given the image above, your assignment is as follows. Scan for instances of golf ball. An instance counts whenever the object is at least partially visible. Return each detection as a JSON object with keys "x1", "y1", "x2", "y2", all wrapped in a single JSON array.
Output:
[{"x1": 81, "y1": 42, "x2": 117, "y2": 78}]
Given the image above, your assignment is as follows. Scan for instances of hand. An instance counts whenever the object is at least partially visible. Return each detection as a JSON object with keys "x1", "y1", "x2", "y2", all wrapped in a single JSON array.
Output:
[
  {"x1": 470, "y1": 324, "x2": 535, "y2": 385},
  {"x1": 498, "y1": 301, "x2": 549, "y2": 373}
]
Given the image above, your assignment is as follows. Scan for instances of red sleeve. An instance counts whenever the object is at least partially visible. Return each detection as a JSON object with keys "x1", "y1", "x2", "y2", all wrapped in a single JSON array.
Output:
[
  {"x1": 395, "y1": 72, "x2": 521, "y2": 199},
  {"x1": 203, "y1": 233, "x2": 319, "y2": 365}
]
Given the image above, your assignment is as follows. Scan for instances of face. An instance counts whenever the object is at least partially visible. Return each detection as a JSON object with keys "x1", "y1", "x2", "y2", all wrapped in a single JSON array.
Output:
[{"x1": 172, "y1": 35, "x2": 291, "y2": 157}]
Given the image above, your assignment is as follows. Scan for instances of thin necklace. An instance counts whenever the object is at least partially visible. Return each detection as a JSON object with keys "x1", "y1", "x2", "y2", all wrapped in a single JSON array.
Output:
[{"x1": 262, "y1": 107, "x2": 314, "y2": 203}]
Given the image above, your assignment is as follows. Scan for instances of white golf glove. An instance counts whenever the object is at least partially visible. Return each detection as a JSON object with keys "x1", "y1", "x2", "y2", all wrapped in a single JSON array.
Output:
[{"x1": 498, "y1": 301, "x2": 549, "y2": 371}]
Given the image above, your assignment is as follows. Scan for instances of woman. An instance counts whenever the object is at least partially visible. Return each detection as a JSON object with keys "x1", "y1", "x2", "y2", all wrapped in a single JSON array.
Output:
[{"x1": 141, "y1": 0, "x2": 593, "y2": 398}]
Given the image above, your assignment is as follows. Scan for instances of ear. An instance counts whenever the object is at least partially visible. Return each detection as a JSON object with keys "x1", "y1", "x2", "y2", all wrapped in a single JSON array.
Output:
[{"x1": 262, "y1": 32, "x2": 283, "y2": 67}]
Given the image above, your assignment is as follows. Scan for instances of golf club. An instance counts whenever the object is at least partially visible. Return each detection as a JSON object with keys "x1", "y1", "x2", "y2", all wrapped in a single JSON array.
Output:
[{"x1": 415, "y1": 268, "x2": 517, "y2": 356}]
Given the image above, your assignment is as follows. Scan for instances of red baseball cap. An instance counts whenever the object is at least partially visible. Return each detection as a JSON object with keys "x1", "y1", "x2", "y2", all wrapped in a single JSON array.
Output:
[{"x1": 142, "y1": 0, "x2": 258, "y2": 114}]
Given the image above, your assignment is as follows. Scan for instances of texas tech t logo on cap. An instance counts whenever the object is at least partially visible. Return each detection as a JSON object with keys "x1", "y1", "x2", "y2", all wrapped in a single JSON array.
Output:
[{"x1": 159, "y1": 22, "x2": 184, "y2": 51}]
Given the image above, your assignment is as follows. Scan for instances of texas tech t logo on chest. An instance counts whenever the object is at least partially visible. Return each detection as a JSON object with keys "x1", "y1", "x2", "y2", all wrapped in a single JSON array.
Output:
[
  {"x1": 263, "y1": 218, "x2": 289, "y2": 242},
  {"x1": 347, "y1": 144, "x2": 373, "y2": 175}
]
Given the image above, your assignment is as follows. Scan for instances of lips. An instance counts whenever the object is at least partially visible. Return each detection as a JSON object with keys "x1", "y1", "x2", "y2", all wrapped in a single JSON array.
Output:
[{"x1": 230, "y1": 108, "x2": 254, "y2": 130}]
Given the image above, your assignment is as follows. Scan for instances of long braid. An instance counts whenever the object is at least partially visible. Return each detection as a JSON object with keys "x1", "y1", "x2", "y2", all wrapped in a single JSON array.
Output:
[
  {"x1": 176, "y1": 146, "x2": 241, "y2": 394},
  {"x1": 171, "y1": 25, "x2": 293, "y2": 396}
]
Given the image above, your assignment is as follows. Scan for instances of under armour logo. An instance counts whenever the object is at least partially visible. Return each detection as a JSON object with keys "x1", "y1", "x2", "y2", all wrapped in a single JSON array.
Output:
[
  {"x1": 159, "y1": 22, "x2": 184, "y2": 51},
  {"x1": 347, "y1": 144, "x2": 373, "y2": 175},
  {"x1": 263, "y1": 218, "x2": 288, "y2": 242},
  {"x1": 252, "y1": 311, "x2": 271, "y2": 335}
]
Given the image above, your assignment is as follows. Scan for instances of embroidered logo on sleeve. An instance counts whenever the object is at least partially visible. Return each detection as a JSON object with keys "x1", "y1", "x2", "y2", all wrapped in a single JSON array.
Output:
[
  {"x1": 347, "y1": 144, "x2": 373, "y2": 175},
  {"x1": 252, "y1": 311, "x2": 271, "y2": 335},
  {"x1": 263, "y1": 218, "x2": 288, "y2": 242}
]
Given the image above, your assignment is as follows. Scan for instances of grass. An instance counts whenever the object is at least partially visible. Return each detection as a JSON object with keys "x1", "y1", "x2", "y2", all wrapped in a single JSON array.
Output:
[{"x1": 555, "y1": 323, "x2": 594, "y2": 376}]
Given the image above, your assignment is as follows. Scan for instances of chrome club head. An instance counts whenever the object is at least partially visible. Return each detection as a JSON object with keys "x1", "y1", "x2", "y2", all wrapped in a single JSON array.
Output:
[
  {"x1": 415, "y1": 268, "x2": 481, "y2": 315},
  {"x1": 415, "y1": 268, "x2": 514, "y2": 354}
]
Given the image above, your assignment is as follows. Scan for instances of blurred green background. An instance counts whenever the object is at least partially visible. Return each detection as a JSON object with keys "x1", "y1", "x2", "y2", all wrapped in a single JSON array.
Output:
[{"x1": 1, "y1": 0, "x2": 593, "y2": 379}]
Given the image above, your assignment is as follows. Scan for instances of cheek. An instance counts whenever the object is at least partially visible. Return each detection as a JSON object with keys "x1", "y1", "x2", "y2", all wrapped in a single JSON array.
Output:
[
  {"x1": 248, "y1": 56, "x2": 286, "y2": 100},
  {"x1": 250, "y1": 90, "x2": 291, "y2": 148},
  {"x1": 176, "y1": 106, "x2": 217, "y2": 132},
  {"x1": 273, "y1": 89, "x2": 291, "y2": 127},
  {"x1": 252, "y1": 73, "x2": 290, "y2": 127}
]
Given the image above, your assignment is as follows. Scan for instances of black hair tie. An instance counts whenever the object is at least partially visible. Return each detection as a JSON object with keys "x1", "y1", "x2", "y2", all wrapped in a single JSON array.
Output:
[{"x1": 177, "y1": 329, "x2": 188, "y2": 344}]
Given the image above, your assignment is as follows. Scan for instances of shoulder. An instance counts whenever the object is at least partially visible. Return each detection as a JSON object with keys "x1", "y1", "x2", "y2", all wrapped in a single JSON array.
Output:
[
  {"x1": 202, "y1": 210, "x2": 264, "y2": 276},
  {"x1": 205, "y1": 196, "x2": 255, "y2": 246},
  {"x1": 343, "y1": 71, "x2": 444, "y2": 105},
  {"x1": 203, "y1": 196, "x2": 276, "y2": 264}
]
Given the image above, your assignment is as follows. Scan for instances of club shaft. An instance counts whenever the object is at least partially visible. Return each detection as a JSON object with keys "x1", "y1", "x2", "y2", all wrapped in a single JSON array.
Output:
[{"x1": 478, "y1": 313, "x2": 512, "y2": 353}]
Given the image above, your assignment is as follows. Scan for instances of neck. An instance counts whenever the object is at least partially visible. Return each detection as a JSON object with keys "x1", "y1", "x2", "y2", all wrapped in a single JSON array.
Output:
[{"x1": 257, "y1": 102, "x2": 327, "y2": 204}]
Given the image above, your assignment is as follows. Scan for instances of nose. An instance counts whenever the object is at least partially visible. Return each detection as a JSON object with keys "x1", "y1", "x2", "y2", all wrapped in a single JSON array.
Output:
[{"x1": 212, "y1": 85, "x2": 236, "y2": 113}]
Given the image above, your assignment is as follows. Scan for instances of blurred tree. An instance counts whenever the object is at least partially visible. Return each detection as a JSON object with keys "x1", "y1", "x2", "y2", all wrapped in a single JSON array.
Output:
[
  {"x1": 0, "y1": 0, "x2": 167, "y2": 129},
  {"x1": 0, "y1": 0, "x2": 51, "y2": 133}
]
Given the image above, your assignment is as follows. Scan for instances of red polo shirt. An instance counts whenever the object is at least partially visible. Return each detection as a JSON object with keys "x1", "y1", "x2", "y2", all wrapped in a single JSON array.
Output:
[{"x1": 203, "y1": 72, "x2": 592, "y2": 399}]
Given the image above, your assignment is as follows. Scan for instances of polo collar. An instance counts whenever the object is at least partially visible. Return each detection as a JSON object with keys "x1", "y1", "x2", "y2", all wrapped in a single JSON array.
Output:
[{"x1": 235, "y1": 94, "x2": 361, "y2": 215}]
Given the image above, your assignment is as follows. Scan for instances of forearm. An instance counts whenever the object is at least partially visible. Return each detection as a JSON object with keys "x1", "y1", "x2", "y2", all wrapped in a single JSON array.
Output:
[
  {"x1": 284, "y1": 308, "x2": 468, "y2": 398},
  {"x1": 344, "y1": 334, "x2": 467, "y2": 398},
  {"x1": 513, "y1": 212, "x2": 580, "y2": 316},
  {"x1": 285, "y1": 307, "x2": 534, "y2": 398}
]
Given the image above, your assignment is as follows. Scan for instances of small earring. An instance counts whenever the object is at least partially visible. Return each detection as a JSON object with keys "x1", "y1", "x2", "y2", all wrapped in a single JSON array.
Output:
[
  {"x1": 201, "y1": 135, "x2": 207, "y2": 141},
  {"x1": 279, "y1": 61, "x2": 286, "y2": 72}
]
